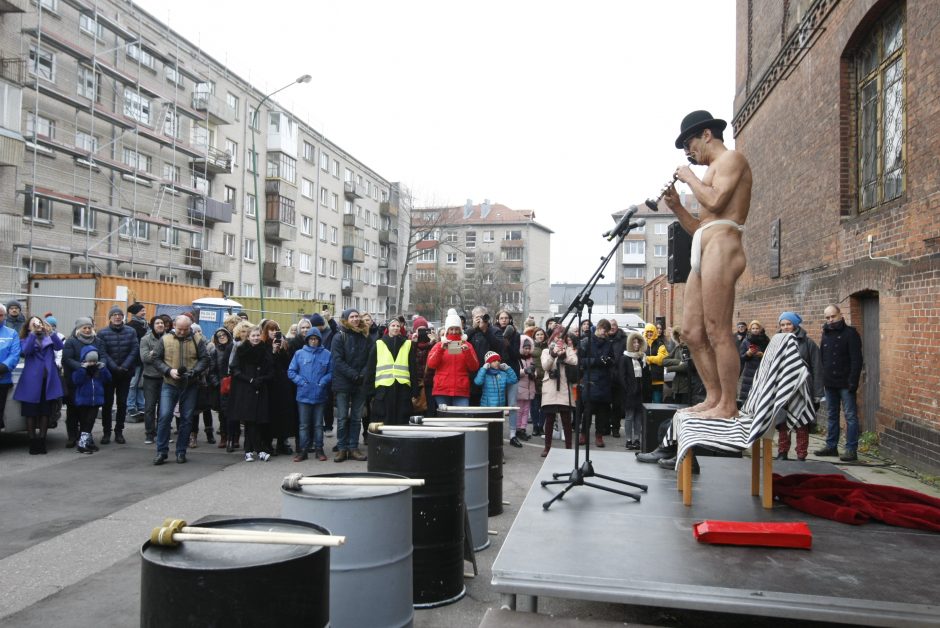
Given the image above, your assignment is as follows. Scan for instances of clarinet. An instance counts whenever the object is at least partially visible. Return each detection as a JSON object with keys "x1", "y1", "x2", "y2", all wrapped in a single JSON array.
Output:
[{"x1": 644, "y1": 174, "x2": 679, "y2": 212}]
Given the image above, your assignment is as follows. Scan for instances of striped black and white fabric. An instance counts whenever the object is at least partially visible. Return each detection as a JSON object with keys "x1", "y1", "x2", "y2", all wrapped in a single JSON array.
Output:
[{"x1": 664, "y1": 333, "x2": 816, "y2": 467}]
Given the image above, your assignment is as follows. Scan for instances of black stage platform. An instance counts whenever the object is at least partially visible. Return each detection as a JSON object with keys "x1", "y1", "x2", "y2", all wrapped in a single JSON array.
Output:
[{"x1": 491, "y1": 450, "x2": 940, "y2": 627}]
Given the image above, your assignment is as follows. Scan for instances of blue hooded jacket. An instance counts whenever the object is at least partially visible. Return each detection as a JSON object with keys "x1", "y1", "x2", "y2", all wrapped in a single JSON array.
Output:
[
  {"x1": 71, "y1": 344, "x2": 112, "y2": 406},
  {"x1": 474, "y1": 363, "x2": 519, "y2": 407},
  {"x1": 288, "y1": 327, "x2": 333, "y2": 405}
]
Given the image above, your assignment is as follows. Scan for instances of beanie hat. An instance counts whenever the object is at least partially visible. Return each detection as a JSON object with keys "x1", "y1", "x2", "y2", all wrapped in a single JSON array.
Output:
[
  {"x1": 484, "y1": 351, "x2": 501, "y2": 365},
  {"x1": 83, "y1": 350, "x2": 99, "y2": 364},
  {"x1": 75, "y1": 316, "x2": 93, "y2": 329},
  {"x1": 778, "y1": 312, "x2": 802, "y2": 328},
  {"x1": 309, "y1": 313, "x2": 325, "y2": 327},
  {"x1": 341, "y1": 308, "x2": 359, "y2": 321},
  {"x1": 108, "y1": 305, "x2": 123, "y2": 318},
  {"x1": 5, "y1": 300, "x2": 21, "y2": 310},
  {"x1": 127, "y1": 302, "x2": 145, "y2": 315},
  {"x1": 44, "y1": 315, "x2": 57, "y2": 327},
  {"x1": 444, "y1": 308, "x2": 462, "y2": 330},
  {"x1": 412, "y1": 315, "x2": 429, "y2": 332}
]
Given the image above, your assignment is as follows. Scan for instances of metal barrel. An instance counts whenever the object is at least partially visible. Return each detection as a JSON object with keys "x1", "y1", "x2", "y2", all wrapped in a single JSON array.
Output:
[
  {"x1": 437, "y1": 408, "x2": 504, "y2": 516},
  {"x1": 140, "y1": 517, "x2": 330, "y2": 628},
  {"x1": 368, "y1": 429, "x2": 466, "y2": 608},
  {"x1": 422, "y1": 420, "x2": 489, "y2": 551},
  {"x1": 281, "y1": 472, "x2": 414, "y2": 628}
]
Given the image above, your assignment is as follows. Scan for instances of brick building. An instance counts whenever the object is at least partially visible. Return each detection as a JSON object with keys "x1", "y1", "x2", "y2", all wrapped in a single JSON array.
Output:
[{"x1": 732, "y1": 0, "x2": 940, "y2": 472}]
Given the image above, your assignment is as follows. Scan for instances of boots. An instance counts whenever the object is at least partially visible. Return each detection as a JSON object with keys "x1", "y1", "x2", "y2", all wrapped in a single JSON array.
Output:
[
  {"x1": 595, "y1": 433, "x2": 605, "y2": 448},
  {"x1": 77, "y1": 432, "x2": 94, "y2": 454},
  {"x1": 578, "y1": 432, "x2": 587, "y2": 446},
  {"x1": 39, "y1": 436, "x2": 47, "y2": 454},
  {"x1": 218, "y1": 436, "x2": 228, "y2": 449},
  {"x1": 28, "y1": 437, "x2": 39, "y2": 455},
  {"x1": 541, "y1": 417, "x2": 554, "y2": 457},
  {"x1": 230, "y1": 436, "x2": 240, "y2": 450},
  {"x1": 205, "y1": 428, "x2": 216, "y2": 444}
]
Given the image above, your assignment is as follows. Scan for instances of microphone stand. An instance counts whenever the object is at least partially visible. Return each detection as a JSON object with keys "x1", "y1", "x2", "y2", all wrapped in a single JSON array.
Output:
[{"x1": 541, "y1": 221, "x2": 649, "y2": 510}]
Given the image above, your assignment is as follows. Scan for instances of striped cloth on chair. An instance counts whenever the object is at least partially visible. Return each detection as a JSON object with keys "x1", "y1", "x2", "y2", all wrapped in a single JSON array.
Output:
[{"x1": 665, "y1": 333, "x2": 817, "y2": 467}]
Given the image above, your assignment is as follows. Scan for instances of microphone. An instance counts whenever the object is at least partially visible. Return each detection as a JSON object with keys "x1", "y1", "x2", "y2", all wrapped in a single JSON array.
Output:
[
  {"x1": 629, "y1": 218, "x2": 646, "y2": 230},
  {"x1": 603, "y1": 205, "x2": 638, "y2": 241}
]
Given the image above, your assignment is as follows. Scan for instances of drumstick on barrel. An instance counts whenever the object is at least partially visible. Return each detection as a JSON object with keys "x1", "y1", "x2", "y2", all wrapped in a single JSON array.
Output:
[
  {"x1": 368, "y1": 422, "x2": 487, "y2": 433},
  {"x1": 409, "y1": 416, "x2": 504, "y2": 424},
  {"x1": 151, "y1": 518, "x2": 345, "y2": 548},
  {"x1": 282, "y1": 472, "x2": 425, "y2": 490},
  {"x1": 437, "y1": 404, "x2": 518, "y2": 412}
]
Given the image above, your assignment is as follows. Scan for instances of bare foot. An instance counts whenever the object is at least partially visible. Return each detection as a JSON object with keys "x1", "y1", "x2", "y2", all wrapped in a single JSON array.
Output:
[
  {"x1": 687, "y1": 399, "x2": 718, "y2": 414},
  {"x1": 696, "y1": 405, "x2": 740, "y2": 420}
]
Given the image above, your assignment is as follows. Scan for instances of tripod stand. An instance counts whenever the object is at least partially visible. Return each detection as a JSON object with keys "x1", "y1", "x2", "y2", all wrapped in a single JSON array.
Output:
[{"x1": 542, "y1": 221, "x2": 649, "y2": 510}]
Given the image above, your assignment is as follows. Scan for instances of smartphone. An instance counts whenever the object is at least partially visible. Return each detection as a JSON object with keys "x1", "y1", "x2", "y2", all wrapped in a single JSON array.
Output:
[
  {"x1": 275, "y1": 331, "x2": 283, "y2": 343},
  {"x1": 447, "y1": 342, "x2": 462, "y2": 354}
]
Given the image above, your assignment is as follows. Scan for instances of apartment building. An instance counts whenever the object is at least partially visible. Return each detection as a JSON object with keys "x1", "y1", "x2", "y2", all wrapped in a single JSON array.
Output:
[
  {"x1": 611, "y1": 190, "x2": 700, "y2": 314},
  {"x1": 408, "y1": 201, "x2": 552, "y2": 324},
  {"x1": 0, "y1": 0, "x2": 400, "y2": 316}
]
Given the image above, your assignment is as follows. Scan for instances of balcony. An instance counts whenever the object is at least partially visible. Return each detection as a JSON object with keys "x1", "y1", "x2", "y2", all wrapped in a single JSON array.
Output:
[
  {"x1": 265, "y1": 219, "x2": 297, "y2": 243},
  {"x1": 341, "y1": 278, "x2": 366, "y2": 295},
  {"x1": 184, "y1": 248, "x2": 227, "y2": 273},
  {"x1": 379, "y1": 229, "x2": 398, "y2": 245},
  {"x1": 188, "y1": 197, "x2": 233, "y2": 224},
  {"x1": 343, "y1": 181, "x2": 366, "y2": 199},
  {"x1": 501, "y1": 259, "x2": 524, "y2": 270},
  {"x1": 190, "y1": 145, "x2": 233, "y2": 176},
  {"x1": 343, "y1": 213, "x2": 366, "y2": 229},
  {"x1": 265, "y1": 178, "x2": 296, "y2": 198},
  {"x1": 379, "y1": 201, "x2": 398, "y2": 217},
  {"x1": 0, "y1": 55, "x2": 26, "y2": 84},
  {"x1": 377, "y1": 285, "x2": 389, "y2": 298},
  {"x1": 342, "y1": 245, "x2": 365, "y2": 264},
  {"x1": 378, "y1": 256, "x2": 389, "y2": 268},
  {"x1": 191, "y1": 91, "x2": 232, "y2": 125},
  {"x1": 0, "y1": 0, "x2": 26, "y2": 13},
  {"x1": 263, "y1": 261, "x2": 295, "y2": 285},
  {"x1": 501, "y1": 238, "x2": 524, "y2": 248}
]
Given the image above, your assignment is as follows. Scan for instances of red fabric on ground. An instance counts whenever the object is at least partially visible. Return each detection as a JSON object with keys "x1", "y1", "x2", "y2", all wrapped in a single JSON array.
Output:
[{"x1": 773, "y1": 473, "x2": 940, "y2": 532}]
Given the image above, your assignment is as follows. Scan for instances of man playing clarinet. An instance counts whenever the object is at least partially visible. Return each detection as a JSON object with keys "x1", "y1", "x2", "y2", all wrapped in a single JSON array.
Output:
[{"x1": 662, "y1": 110, "x2": 752, "y2": 419}]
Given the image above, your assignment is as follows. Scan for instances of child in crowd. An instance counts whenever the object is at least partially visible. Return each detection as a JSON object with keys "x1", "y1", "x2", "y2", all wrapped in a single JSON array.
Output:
[
  {"x1": 288, "y1": 327, "x2": 332, "y2": 462},
  {"x1": 71, "y1": 345, "x2": 111, "y2": 454},
  {"x1": 516, "y1": 336, "x2": 538, "y2": 446},
  {"x1": 474, "y1": 351, "x2": 520, "y2": 445}
]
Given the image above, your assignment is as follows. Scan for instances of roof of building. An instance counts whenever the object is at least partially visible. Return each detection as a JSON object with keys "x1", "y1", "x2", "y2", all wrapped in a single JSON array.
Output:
[{"x1": 414, "y1": 202, "x2": 554, "y2": 233}]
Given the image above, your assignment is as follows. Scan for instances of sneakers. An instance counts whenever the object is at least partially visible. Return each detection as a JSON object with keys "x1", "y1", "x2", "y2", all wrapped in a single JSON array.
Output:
[
  {"x1": 258, "y1": 451, "x2": 271, "y2": 462},
  {"x1": 114, "y1": 432, "x2": 126, "y2": 444},
  {"x1": 348, "y1": 449, "x2": 367, "y2": 462},
  {"x1": 144, "y1": 436, "x2": 155, "y2": 445},
  {"x1": 293, "y1": 453, "x2": 308, "y2": 462},
  {"x1": 245, "y1": 452, "x2": 256, "y2": 462},
  {"x1": 839, "y1": 450, "x2": 858, "y2": 462},
  {"x1": 334, "y1": 450, "x2": 348, "y2": 462},
  {"x1": 625, "y1": 439, "x2": 641, "y2": 451},
  {"x1": 813, "y1": 446, "x2": 839, "y2": 457},
  {"x1": 509, "y1": 437, "x2": 523, "y2": 448}
]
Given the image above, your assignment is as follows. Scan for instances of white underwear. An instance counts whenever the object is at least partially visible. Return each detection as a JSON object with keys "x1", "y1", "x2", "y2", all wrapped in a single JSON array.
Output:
[{"x1": 690, "y1": 219, "x2": 745, "y2": 274}]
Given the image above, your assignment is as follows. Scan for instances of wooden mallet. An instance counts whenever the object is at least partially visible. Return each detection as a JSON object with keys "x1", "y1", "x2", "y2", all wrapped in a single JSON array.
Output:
[
  {"x1": 282, "y1": 473, "x2": 425, "y2": 490},
  {"x1": 151, "y1": 518, "x2": 345, "y2": 548}
]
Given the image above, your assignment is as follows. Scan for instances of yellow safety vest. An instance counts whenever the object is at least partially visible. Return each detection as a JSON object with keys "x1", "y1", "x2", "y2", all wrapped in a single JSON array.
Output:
[{"x1": 375, "y1": 338, "x2": 411, "y2": 387}]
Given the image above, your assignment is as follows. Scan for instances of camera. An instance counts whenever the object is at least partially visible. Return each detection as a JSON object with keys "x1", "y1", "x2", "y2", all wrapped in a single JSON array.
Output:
[
  {"x1": 680, "y1": 346, "x2": 691, "y2": 362},
  {"x1": 548, "y1": 368, "x2": 560, "y2": 380},
  {"x1": 524, "y1": 365, "x2": 537, "y2": 376}
]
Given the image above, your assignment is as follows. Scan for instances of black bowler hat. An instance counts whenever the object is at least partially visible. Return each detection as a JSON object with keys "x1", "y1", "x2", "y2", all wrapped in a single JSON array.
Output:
[{"x1": 675, "y1": 110, "x2": 727, "y2": 149}]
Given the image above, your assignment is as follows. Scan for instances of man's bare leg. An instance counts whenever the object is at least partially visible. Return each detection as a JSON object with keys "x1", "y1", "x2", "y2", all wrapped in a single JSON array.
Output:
[
  {"x1": 695, "y1": 231, "x2": 746, "y2": 419},
  {"x1": 681, "y1": 271, "x2": 722, "y2": 413}
]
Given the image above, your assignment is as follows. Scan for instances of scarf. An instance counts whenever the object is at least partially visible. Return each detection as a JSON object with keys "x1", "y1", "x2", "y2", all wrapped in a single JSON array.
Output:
[{"x1": 76, "y1": 329, "x2": 95, "y2": 345}]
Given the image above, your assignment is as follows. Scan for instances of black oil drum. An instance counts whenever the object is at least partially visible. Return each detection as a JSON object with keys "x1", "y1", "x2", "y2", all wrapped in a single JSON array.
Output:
[
  {"x1": 140, "y1": 517, "x2": 330, "y2": 627},
  {"x1": 368, "y1": 429, "x2": 465, "y2": 608},
  {"x1": 438, "y1": 408, "x2": 504, "y2": 516}
]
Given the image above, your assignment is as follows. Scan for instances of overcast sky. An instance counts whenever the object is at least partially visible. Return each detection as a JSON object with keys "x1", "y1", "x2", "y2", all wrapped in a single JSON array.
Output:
[{"x1": 137, "y1": 0, "x2": 737, "y2": 282}]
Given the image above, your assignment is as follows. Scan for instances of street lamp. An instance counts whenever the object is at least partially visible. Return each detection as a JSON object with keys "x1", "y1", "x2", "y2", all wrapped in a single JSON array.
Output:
[
  {"x1": 522, "y1": 277, "x2": 545, "y2": 321},
  {"x1": 250, "y1": 73, "x2": 311, "y2": 317}
]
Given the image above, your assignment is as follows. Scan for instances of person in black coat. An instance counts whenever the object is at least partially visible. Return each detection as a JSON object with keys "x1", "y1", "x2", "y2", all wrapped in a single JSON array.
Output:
[
  {"x1": 815, "y1": 304, "x2": 864, "y2": 461},
  {"x1": 259, "y1": 319, "x2": 298, "y2": 456},
  {"x1": 467, "y1": 307, "x2": 504, "y2": 406},
  {"x1": 228, "y1": 326, "x2": 274, "y2": 461},
  {"x1": 738, "y1": 320, "x2": 769, "y2": 403},
  {"x1": 617, "y1": 331, "x2": 651, "y2": 450},
  {"x1": 96, "y1": 306, "x2": 140, "y2": 444},
  {"x1": 209, "y1": 327, "x2": 236, "y2": 451},
  {"x1": 330, "y1": 309, "x2": 374, "y2": 461},
  {"x1": 61, "y1": 317, "x2": 104, "y2": 449},
  {"x1": 607, "y1": 320, "x2": 628, "y2": 438},
  {"x1": 578, "y1": 319, "x2": 616, "y2": 448}
]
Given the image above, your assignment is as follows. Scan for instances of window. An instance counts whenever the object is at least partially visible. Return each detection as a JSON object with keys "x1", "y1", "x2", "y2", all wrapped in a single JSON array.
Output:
[
  {"x1": 266, "y1": 195, "x2": 295, "y2": 225},
  {"x1": 320, "y1": 152, "x2": 329, "y2": 171},
  {"x1": 320, "y1": 187, "x2": 329, "y2": 205},
  {"x1": 465, "y1": 231, "x2": 476, "y2": 248},
  {"x1": 331, "y1": 160, "x2": 339, "y2": 178},
  {"x1": 303, "y1": 141, "x2": 315, "y2": 161},
  {"x1": 443, "y1": 231, "x2": 459, "y2": 244},
  {"x1": 246, "y1": 193, "x2": 257, "y2": 218},
  {"x1": 344, "y1": 200, "x2": 353, "y2": 215},
  {"x1": 75, "y1": 130, "x2": 98, "y2": 153},
  {"x1": 415, "y1": 269, "x2": 436, "y2": 283},
  {"x1": 38, "y1": 0, "x2": 58, "y2": 10},
  {"x1": 243, "y1": 238, "x2": 256, "y2": 261},
  {"x1": 122, "y1": 148, "x2": 151, "y2": 172},
  {"x1": 224, "y1": 185, "x2": 236, "y2": 206},
  {"x1": 164, "y1": 66, "x2": 184, "y2": 87},
  {"x1": 330, "y1": 193, "x2": 339, "y2": 211},
  {"x1": 26, "y1": 112, "x2": 55, "y2": 139},
  {"x1": 482, "y1": 251, "x2": 495, "y2": 263},
  {"x1": 123, "y1": 89, "x2": 151, "y2": 124},
  {"x1": 268, "y1": 244, "x2": 280, "y2": 264},
  {"x1": 623, "y1": 288, "x2": 642, "y2": 300},
  {"x1": 299, "y1": 252, "x2": 312, "y2": 273},
  {"x1": 240, "y1": 283, "x2": 254, "y2": 297},
  {"x1": 420, "y1": 229, "x2": 439, "y2": 242},
  {"x1": 446, "y1": 252, "x2": 458, "y2": 264},
  {"x1": 300, "y1": 215, "x2": 312, "y2": 236},
  {"x1": 483, "y1": 230, "x2": 495, "y2": 242},
  {"x1": 246, "y1": 148, "x2": 258, "y2": 173},
  {"x1": 79, "y1": 14, "x2": 104, "y2": 38},
  {"x1": 508, "y1": 270, "x2": 522, "y2": 282},
  {"x1": 504, "y1": 229, "x2": 522, "y2": 241},
  {"x1": 266, "y1": 152, "x2": 296, "y2": 184},
  {"x1": 225, "y1": 139, "x2": 238, "y2": 165},
  {"x1": 654, "y1": 222, "x2": 669, "y2": 235},
  {"x1": 192, "y1": 230, "x2": 209, "y2": 251},
  {"x1": 465, "y1": 253, "x2": 476, "y2": 270},
  {"x1": 119, "y1": 218, "x2": 149, "y2": 240},
  {"x1": 856, "y1": 5, "x2": 905, "y2": 210},
  {"x1": 654, "y1": 245, "x2": 667, "y2": 257},
  {"x1": 220, "y1": 281, "x2": 235, "y2": 296},
  {"x1": 344, "y1": 167, "x2": 354, "y2": 182},
  {"x1": 25, "y1": 197, "x2": 53, "y2": 222},
  {"x1": 301, "y1": 178, "x2": 315, "y2": 199},
  {"x1": 248, "y1": 106, "x2": 260, "y2": 130},
  {"x1": 654, "y1": 266, "x2": 666, "y2": 276},
  {"x1": 501, "y1": 247, "x2": 523, "y2": 261},
  {"x1": 317, "y1": 257, "x2": 327, "y2": 276},
  {"x1": 76, "y1": 66, "x2": 99, "y2": 101},
  {"x1": 162, "y1": 163, "x2": 180, "y2": 183},
  {"x1": 416, "y1": 248, "x2": 437, "y2": 263},
  {"x1": 330, "y1": 226, "x2": 338, "y2": 245},
  {"x1": 319, "y1": 221, "x2": 327, "y2": 241},
  {"x1": 126, "y1": 43, "x2": 155, "y2": 69},
  {"x1": 223, "y1": 233, "x2": 236, "y2": 257},
  {"x1": 163, "y1": 110, "x2": 180, "y2": 138},
  {"x1": 72, "y1": 205, "x2": 96, "y2": 231},
  {"x1": 29, "y1": 45, "x2": 55, "y2": 81},
  {"x1": 330, "y1": 260, "x2": 337, "y2": 278},
  {"x1": 226, "y1": 92, "x2": 239, "y2": 117},
  {"x1": 622, "y1": 240, "x2": 645, "y2": 256},
  {"x1": 162, "y1": 226, "x2": 181, "y2": 248},
  {"x1": 622, "y1": 266, "x2": 644, "y2": 279}
]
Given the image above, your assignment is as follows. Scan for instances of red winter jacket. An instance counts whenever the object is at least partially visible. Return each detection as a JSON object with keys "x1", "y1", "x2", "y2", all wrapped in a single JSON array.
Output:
[{"x1": 427, "y1": 341, "x2": 479, "y2": 398}]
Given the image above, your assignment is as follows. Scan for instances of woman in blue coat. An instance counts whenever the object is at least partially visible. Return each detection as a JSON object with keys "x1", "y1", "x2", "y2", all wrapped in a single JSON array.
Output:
[{"x1": 14, "y1": 315, "x2": 65, "y2": 454}]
